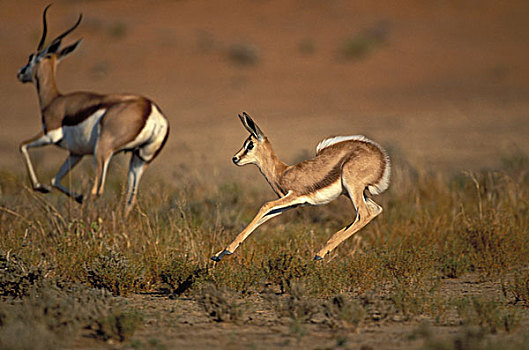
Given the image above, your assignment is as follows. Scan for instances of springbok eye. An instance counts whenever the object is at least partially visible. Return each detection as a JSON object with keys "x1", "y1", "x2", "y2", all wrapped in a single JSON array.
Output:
[{"x1": 247, "y1": 141, "x2": 254, "y2": 150}]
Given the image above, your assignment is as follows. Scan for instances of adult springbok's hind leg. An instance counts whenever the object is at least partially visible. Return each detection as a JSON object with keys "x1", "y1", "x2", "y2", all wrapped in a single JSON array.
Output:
[
  {"x1": 51, "y1": 153, "x2": 84, "y2": 203},
  {"x1": 123, "y1": 153, "x2": 147, "y2": 217},
  {"x1": 212, "y1": 191, "x2": 306, "y2": 262},
  {"x1": 314, "y1": 183, "x2": 382, "y2": 261}
]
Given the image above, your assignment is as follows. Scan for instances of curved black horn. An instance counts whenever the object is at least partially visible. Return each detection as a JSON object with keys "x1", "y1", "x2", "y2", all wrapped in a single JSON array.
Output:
[
  {"x1": 37, "y1": 4, "x2": 52, "y2": 51},
  {"x1": 52, "y1": 12, "x2": 83, "y2": 44}
]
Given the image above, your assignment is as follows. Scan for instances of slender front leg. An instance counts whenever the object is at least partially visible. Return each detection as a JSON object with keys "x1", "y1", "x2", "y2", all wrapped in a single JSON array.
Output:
[
  {"x1": 212, "y1": 192, "x2": 306, "y2": 261},
  {"x1": 19, "y1": 131, "x2": 62, "y2": 193},
  {"x1": 51, "y1": 154, "x2": 84, "y2": 203}
]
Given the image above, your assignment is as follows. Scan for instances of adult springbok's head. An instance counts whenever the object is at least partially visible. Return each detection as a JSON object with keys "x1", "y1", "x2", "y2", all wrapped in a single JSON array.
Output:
[
  {"x1": 17, "y1": 4, "x2": 169, "y2": 217},
  {"x1": 17, "y1": 4, "x2": 82, "y2": 84},
  {"x1": 232, "y1": 112, "x2": 271, "y2": 167}
]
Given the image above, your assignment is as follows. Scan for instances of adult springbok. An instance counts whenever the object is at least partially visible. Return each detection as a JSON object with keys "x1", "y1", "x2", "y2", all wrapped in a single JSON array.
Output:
[
  {"x1": 17, "y1": 5, "x2": 169, "y2": 216},
  {"x1": 212, "y1": 113, "x2": 390, "y2": 261}
]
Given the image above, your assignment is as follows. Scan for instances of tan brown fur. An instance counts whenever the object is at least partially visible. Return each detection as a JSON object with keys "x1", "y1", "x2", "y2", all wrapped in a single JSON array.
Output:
[
  {"x1": 17, "y1": 6, "x2": 169, "y2": 217},
  {"x1": 212, "y1": 113, "x2": 389, "y2": 262}
]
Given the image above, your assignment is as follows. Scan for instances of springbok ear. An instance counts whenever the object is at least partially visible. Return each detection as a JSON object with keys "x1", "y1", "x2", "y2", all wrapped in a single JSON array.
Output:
[
  {"x1": 238, "y1": 113, "x2": 254, "y2": 135},
  {"x1": 58, "y1": 39, "x2": 82, "y2": 60},
  {"x1": 240, "y1": 112, "x2": 264, "y2": 141},
  {"x1": 42, "y1": 38, "x2": 62, "y2": 55}
]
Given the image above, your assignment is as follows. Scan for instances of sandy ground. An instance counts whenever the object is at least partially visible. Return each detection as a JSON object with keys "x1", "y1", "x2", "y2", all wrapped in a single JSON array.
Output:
[
  {"x1": 71, "y1": 273, "x2": 523, "y2": 350},
  {"x1": 1, "y1": 1, "x2": 529, "y2": 348}
]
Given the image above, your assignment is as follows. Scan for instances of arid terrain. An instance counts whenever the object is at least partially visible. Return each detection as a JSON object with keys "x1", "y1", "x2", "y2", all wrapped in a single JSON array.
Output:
[{"x1": 1, "y1": 0, "x2": 529, "y2": 349}]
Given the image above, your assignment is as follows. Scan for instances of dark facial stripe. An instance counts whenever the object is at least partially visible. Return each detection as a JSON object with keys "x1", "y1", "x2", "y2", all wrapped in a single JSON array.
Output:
[{"x1": 237, "y1": 136, "x2": 253, "y2": 159}]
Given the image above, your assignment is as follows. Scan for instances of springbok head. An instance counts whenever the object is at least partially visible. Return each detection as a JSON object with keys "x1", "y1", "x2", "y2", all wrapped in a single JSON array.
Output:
[
  {"x1": 233, "y1": 112, "x2": 270, "y2": 167},
  {"x1": 17, "y1": 4, "x2": 82, "y2": 84}
]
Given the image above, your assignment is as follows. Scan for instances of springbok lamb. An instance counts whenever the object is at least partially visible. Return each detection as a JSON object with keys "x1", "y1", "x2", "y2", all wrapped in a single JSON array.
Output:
[
  {"x1": 17, "y1": 5, "x2": 169, "y2": 216},
  {"x1": 212, "y1": 112, "x2": 390, "y2": 261}
]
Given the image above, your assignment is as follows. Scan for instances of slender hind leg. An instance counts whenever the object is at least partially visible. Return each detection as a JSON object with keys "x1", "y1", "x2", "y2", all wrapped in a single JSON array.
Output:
[
  {"x1": 51, "y1": 153, "x2": 84, "y2": 203},
  {"x1": 364, "y1": 195, "x2": 383, "y2": 217},
  {"x1": 124, "y1": 153, "x2": 147, "y2": 217},
  {"x1": 314, "y1": 182, "x2": 382, "y2": 260}
]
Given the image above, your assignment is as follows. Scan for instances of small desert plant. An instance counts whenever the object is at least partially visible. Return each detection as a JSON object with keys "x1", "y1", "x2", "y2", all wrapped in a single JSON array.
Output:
[
  {"x1": 504, "y1": 270, "x2": 529, "y2": 306},
  {"x1": 322, "y1": 294, "x2": 366, "y2": 330},
  {"x1": 0, "y1": 276, "x2": 119, "y2": 348},
  {"x1": 340, "y1": 21, "x2": 390, "y2": 60},
  {"x1": 197, "y1": 283, "x2": 246, "y2": 323},
  {"x1": 437, "y1": 240, "x2": 472, "y2": 279},
  {"x1": 227, "y1": 42, "x2": 260, "y2": 66},
  {"x1": 267, "y1": 282, "x2": 319, "y2": 323},
  {"x1": 108, "y1": 21, "x2": 127, "y2": 39},
  {"x1": 159, "y1": 255, "x2": 204, "y2": 295},
  {"x1": 298, "y1": 39, "x2": 316, "y2": 55},
  {"x1": 85, "y1": 249, "x2": 144, "y2": 296},
  {"x1": 262, "y1": 253, "x2": 309, "y2": 294},
  {"x1": 0, "y1": 250, "x2": 48, "y2": 298},
  {"x1": 419, "y1": 325, "x2": 529, "y2": 350},
  {"x1": 95, "y1": 308, "x2": 144, "y2": 342},
  {"x1": 455, "y1": 296, "x2": 521, "y2": 334}
]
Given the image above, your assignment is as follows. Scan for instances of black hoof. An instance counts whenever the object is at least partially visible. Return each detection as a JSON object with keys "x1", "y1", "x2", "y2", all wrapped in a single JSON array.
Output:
[
  {"x1": 211, "y1": 249, "x2": 232, "y2": 262},
  {"x1": 313, "y1": 255, "x2": 323, "y2": 261},
  {"x1": 75, "y1": 194, "x2": 83, "y2": 204},
  {"x1": 34, "y1": 184, "x2": 51, "y2": 193}
]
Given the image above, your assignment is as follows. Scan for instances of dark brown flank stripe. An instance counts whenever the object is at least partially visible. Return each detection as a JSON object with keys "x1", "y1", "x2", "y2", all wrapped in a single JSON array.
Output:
[
  {"x1": 301, "y1": 160, "x2": 343, "y2": 195},
  {"x1": 62, "y1": 103, "x2": 111, "y2": 126}
]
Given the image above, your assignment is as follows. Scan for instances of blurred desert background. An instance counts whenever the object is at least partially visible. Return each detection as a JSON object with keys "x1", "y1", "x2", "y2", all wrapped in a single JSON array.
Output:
[
  {"x1": 2, "y1": 0, "x2": 528, "y2": 185},
  {"x1": 2, "y1": 2, "x2": 529, "y2": 349}
]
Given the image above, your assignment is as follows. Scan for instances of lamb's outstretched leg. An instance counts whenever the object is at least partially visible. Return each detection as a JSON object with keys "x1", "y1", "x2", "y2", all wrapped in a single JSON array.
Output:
[{"x1": 212, "y1": 191, "x2": 306, "y2": 261}]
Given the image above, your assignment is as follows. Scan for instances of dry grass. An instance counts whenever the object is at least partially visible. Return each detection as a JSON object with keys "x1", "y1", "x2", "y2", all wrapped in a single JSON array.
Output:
[{"x1": 1, "y1": 154, "x2": 528, "y2": 346}]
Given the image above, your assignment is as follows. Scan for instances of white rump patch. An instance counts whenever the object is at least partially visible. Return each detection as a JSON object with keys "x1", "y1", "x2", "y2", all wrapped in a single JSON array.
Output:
[
  {"x1": 368, "y1": 153, "x2": 390, "y2": 195},
  {"x1": 316, "y1": 135, "x2": 391, "y2": 196},
  {"x1": 316, "y1": 135, "x2": 369, "y2": 154},
  {"x1": 122, "y1": 104, "x2": 168, "y2": 162}
]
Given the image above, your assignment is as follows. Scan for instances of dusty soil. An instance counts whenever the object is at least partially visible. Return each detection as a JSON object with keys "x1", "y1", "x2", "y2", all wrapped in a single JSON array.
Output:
[
  {"x1": 1, "y1": 0, "x2": 529, "y2": 348},
  {"x1": 71, "y1": 273, "x2": 525, "y2": 350}
]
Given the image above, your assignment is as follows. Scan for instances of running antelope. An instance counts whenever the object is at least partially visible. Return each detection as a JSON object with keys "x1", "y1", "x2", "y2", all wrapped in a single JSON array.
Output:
[
  {"x1": 212, "y1": 113, "x2": 390, "y2": 261},
  {"x1": 17, "y1": 5, "x2": 169, "y2": 216}
]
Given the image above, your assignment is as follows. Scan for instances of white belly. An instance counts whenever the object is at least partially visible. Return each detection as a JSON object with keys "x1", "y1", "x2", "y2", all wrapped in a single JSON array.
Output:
[
  {"x1": 58, "y1": 109, "x2": 106, "y2": 155},
  {"x1": 304, "y1": 180, "x2": 343, "y2": 206}
]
